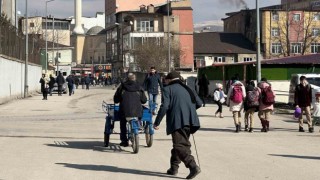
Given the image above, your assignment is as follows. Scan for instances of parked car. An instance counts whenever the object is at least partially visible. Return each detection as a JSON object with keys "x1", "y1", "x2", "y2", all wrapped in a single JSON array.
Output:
[
  {"x1": 289, "y1": 73, "x2": 320, "y2": 106},
  {"x1": 52, "y1": 82, "x2": 68, "y2": 94}
]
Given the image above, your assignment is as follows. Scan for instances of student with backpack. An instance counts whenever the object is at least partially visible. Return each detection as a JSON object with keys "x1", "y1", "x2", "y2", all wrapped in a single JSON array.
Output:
[
  {"x1": 258, "y1": 78, "x2": 275, "y2": 132},
  {"x1": 244, "y1": 80, "x2": 260, "y2": 133},
  {"x1": 213, "y1": 83, "x2": 227, "y2": 118},
  {"x1": 227, "y1": 79, "x2": 246, "y2": 133}
]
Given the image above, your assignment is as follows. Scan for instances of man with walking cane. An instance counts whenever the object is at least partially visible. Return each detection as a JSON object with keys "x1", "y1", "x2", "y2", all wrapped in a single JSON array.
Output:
[{"x1": 154, "y1": 71, "x2": 202, "y2": 179}]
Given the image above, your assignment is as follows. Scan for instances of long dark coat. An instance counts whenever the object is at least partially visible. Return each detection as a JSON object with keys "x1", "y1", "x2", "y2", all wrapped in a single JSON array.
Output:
[{"x1": 154, "y1": 80, "x2": 202, "y2": 135}]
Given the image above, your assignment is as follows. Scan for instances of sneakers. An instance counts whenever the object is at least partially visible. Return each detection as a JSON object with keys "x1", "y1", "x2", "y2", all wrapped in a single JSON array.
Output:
[
  {"x1": 309, "y1": 127, "x2": 314, "y2": 133},
  {"x1": 166, "y1": 168, "x2": 178, "y2": 176},
  {"x1": 186, "y1": 166, "x2": 201, "y2": 179},
  {"x1": 244, "y1": 125, "x2": 249, "y2": 131},
  {"x1": 299, "y1": 127, "x2": 305, "y2": 132},
  {"x1": 219, "y1": 114, "x2": 224, "y2": 118},
  {"x1": 119, "y1": 141, "x2": 129, "y2": 147}
]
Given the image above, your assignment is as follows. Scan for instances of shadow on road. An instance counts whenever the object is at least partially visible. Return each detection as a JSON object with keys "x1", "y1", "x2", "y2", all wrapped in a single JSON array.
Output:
[
  {"x1": 269, "y1": 154, "x2": 320, "y2": 160},
  {"x1": 0, "y1": 135, "x2": 101, "y2": 140},
  {"x1": 56, "y1": 163, "x2": 185, "y2": 179},
  {"x1": 199, "y1": 127, "x2": 235, "y2": 133}
]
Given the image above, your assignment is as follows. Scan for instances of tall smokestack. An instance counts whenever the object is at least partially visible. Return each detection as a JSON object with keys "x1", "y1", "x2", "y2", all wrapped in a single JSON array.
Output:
[
  {"x1": 220, "y1": 0, "x2": 248, "y2": 9},
  {"x1": 73, "y1": 0, "x2": 84, "y2": 34}
]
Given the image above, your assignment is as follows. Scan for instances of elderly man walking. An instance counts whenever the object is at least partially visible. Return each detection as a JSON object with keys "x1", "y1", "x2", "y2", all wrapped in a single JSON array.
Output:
[{"x1": 154, "y1": 71, "x2": 202, "y2": 179}]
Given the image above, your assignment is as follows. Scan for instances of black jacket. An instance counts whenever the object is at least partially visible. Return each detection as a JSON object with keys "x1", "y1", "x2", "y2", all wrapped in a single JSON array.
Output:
[
  {"x1": 66, "y1": 75, "x2": 75, "y2": 86},
  {"x1": 49, "y1": 77, "x2": 55, "y2": 88},
  {"x1": 114, "y1": 80, "x2": 147, "y2": 118},
  {"x1": 56, "y1": 75, "x2": 65, "y2": 85},
  {"x1": 155, "y1": 80, "x2": 202, "y2": 135},
  {"x1": 143, "y1": 73, "x2": 163, "y2": 94}
]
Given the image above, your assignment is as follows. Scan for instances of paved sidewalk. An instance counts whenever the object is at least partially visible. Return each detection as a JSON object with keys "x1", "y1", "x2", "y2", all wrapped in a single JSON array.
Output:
[{"x1": 0, "y1": 87, "x2": 319, "y2": 180}]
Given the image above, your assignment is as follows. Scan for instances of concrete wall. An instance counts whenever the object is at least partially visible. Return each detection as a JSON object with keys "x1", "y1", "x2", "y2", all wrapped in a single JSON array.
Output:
[{"x1": 0, "y1": 55, "x2": 42, "y2": 104}]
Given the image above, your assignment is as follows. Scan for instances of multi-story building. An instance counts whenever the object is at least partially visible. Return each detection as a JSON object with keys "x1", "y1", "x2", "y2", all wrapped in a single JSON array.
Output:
[
  {"x1": 21, "y1": 16, "x2": 71, "y2": 46},
  {"x1": 224, "y1": 5, "x2": 320, "y2": 59},
  {"x1": 105, "y1": 0, "x2": 193, "y2": 77}
]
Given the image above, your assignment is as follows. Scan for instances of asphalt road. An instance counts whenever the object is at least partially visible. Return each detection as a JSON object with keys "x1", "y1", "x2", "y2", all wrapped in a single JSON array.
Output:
[{"x1": 0, "y1": 86, "x2": 319, "y2": 180}]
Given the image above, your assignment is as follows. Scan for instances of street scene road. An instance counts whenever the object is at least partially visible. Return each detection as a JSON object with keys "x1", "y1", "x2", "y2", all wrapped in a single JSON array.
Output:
[{"x1": 0, "y1": 86, "x2": 319, "y2": 180}]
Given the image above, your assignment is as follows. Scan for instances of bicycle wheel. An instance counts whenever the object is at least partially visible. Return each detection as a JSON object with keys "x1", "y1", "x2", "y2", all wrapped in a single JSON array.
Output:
[
  {"x1": 145, "y1": 125, "x2": 153, "y2": 147},
  {"x1": 132, "y1": 134, "x2": 139, "y2": 154}
]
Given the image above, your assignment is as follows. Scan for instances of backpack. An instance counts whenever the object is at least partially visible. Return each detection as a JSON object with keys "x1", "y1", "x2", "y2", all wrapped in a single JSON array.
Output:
[
  {"x1": 247, "y1": 88, "x2": 260, "y2": 107},
  {"x1": 231, "y1": 85, "x2": 243, "y2": 103},
  {"x1": 261, "y1": 86, "x2": 275, "y2": 105},
  {"x1": 213, "y1": 90, "x2": 220, "y2": 101}
]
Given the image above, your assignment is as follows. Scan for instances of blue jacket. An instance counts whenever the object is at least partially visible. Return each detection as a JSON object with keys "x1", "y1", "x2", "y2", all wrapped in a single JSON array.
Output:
[
  {"x1": 143, "y1": 73, "x2": 163, "y2": 94},
  {"x1": 154, "y1": 80, "x2": 202, "y2": 135}
]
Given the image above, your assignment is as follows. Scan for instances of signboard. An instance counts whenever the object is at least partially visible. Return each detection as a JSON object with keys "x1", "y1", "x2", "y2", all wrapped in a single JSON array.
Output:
[
  {"x1": 94, "y1": 65, "x2": 112, "y2": 71},
  {"x1": 311, "y1": 1, "x2": 320, "y2": 8}
]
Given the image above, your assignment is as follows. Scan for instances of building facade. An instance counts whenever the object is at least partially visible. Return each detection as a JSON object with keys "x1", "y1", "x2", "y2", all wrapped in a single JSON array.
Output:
[
  {"x1": 21, "y1": 16, "x2": 71, "y2": 46},
  {"x1": 105, "y1": 0, "x2": 193, "y2": 77},
  {"x1": 224, "y1": 5, "x2": 320, "y2": 59}
]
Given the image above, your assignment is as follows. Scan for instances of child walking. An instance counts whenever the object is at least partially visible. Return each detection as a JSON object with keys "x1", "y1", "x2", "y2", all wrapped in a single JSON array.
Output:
[
  {"x1": 213, "y1": 83, "x2": 227, "y2": 118},
  {"x1": 313, "y1": 90, "x2": 320, "y2": 132}
]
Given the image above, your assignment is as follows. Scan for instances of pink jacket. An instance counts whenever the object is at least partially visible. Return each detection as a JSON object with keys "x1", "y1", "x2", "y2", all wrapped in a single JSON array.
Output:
[{"x1": 258, "y1": 81, "x2": 275, "y2": 111}]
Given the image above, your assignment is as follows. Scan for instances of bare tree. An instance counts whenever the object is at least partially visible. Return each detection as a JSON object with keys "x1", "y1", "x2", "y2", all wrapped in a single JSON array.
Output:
[
  {"x1": 130, "y1": 37, "x2": 182, "y2": 72},
  {"x1": 268, "y1": 10, "x2": 318, "y2": 58}
]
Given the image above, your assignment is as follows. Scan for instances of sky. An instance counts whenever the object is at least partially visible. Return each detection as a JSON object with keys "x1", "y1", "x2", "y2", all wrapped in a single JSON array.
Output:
[{"x1": 16, "y1": 0, "x2": 281, "y2": 24}]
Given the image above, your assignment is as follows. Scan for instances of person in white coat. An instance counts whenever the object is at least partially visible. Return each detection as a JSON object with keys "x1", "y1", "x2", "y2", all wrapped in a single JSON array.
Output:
[
  {"x1": 312, "y1": 90, "x2": 320, "y2": 132},
  {"x1": 227, "y1": 80, "x2": 246, "y2": 132}
]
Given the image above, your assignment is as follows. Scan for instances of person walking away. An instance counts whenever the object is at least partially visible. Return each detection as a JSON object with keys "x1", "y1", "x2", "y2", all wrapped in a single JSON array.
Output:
[
  {"x1": 39, "y1": 74, "x2": 48, "y2": 100},
  {"x1": 85, "y1": 75, "x2": 91, "y2": 90},
  {"x1": 66, "y1": 74, "x2": 75, "y2": 96},
  {"x1": 227, "y1": 79, "x2": 246, "y2": 133},
  {"x1": 56, "y1": 72, "x2": 65, "y2": 96},
  {"x1": 244, "y1": 80, "x2": 260, "y2": 133},
  {"x1": 114, "y1": 73, "x2": 147, "y2": 147},
  {"x1": 143, "y1": 67, "x2": 163, "y2": 114},
  {"x1": 154, "y1": 71, "x2": 202, "y2": 179},
  {"x1": 312, "y1": 90, "x2": 320, "y2": 132},
  {"x1": 294, "y1": 76, "x2": 313, "y2": 133},
  {"x1": 258, "y1": 78, "x2": 275, "y2": 132},
  {"x1": 81, "y1": 76, "x2": 85, "y2": 89},
  {"x1": 74, "y1": 75, "x2": 80, "y2": 89},
  {"x1": 48, "y1": 74, "x2": 55, "y2": 96},
  {"x1": 198, "y1": 74, "x2": 209, "y2": 107},
  {"x1": 213, "y1": 83, "x2": 226, "y2": 118}
]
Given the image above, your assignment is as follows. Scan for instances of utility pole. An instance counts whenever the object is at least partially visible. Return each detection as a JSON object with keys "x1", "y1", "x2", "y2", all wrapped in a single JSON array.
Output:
[
  {"x1": 167, "y1": 0, "x2": 171, "y2": 73},
  {"x1": 24, "y1": 0, "x2": 28, "y2": 98},
  {"x1": 52, "y1": 16, "x2": 55, "y2": 74},
  {"x1": 256, "y1": 0, "x2": 261, "y2": 82}
]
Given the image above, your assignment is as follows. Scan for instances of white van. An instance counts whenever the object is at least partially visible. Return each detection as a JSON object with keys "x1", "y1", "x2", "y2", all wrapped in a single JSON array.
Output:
[{"x1": 289, "y1": 74, "x2": 320, "y2": 105}]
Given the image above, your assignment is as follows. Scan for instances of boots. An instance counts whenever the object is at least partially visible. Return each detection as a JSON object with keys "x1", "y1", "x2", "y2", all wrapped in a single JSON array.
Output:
[
  {"x1": 260, "y1": 119, "x2": 267, "y2": 132},
  {"x1": 235, "y1": 125, "x2": 240, "y2": 133},
  {"x1": 167, "y1": 167, "x2": 178, "y2": 176},
  {"x1": 299, "y1": 127, "x2": 305, "y2": 132},
  {"x1": 186, "y1": 166, "x2": 201, "y2": 179},
  {"x1": 265, "y1": 121, "x2": 270, "y2": 132}
]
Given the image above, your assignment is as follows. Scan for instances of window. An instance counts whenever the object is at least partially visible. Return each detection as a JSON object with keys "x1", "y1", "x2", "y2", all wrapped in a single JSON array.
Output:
[
  {"x1": 137, "y1": 18, "x2": 154, "y2": 32},
  {"x1": 214, "y1": 57, "x2": 226, "y2": 63},
  {"x1": 271, "y1": 43, "x2": 282, "y2": 54},
  {"x1": 30, "y1": 22, "x2": 35, "y2": 27},
  {"x1": 208, "y1": 56, "x2": 213, "y2": 60},
  {"x1": 293, "y1": 14, "x2": 301, "y2": 21},
  {"x1": 290, "y1": 43, "x2": 302, "y2": 54},
  {"x1": 272, "y1": 12, "x2": 279, "y2": 21},
  {"x1": 314, "y1": 14, "x2": 320, "y2": 21},
  {"x1": 194, "y1": 56, "x2": 205, "y2": 68},
  {"x1": 243, "y1": 57, "x2": 253, "y2": 62},
  {"x1": 311, "y1": 43, "x2": 320, "y2": 53},
  {"x1": 312, "y1": 28, "x2": 320, "y2": 37},
  {"x1": 271, "y1": 28, "x2": 279, "y2": 37}
]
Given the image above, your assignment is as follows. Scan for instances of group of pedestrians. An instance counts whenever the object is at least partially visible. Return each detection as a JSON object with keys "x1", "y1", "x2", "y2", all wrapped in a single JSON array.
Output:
[
  {"x1": 39, "y1": 72, "x2": 66, "y2": 100},
  {"x1": 112, "y1": 68, "x2": 202, "y2": 179}
]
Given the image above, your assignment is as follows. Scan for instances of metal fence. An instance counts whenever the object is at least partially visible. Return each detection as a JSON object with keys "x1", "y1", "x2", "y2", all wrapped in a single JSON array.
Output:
[{"x1": 0, "y1": 15, "x2": 41, "y2": 65}]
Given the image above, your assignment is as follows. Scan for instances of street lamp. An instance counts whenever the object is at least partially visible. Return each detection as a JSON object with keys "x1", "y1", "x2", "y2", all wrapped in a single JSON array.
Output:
[{"x1": 45, "y1": 0, "x2": 55, "y2": 73}]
